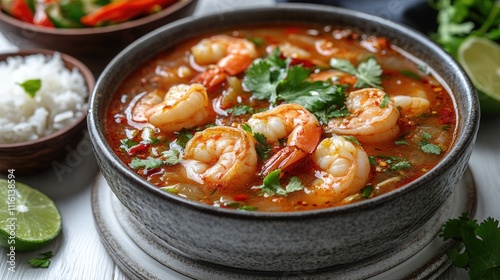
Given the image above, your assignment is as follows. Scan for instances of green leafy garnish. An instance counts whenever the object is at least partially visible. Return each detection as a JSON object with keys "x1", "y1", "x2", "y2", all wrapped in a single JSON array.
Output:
[
  {"x1": 360, "y1": 185, "x2": 374, "y2": 198},
  {"x1": 28, "y1": 251, "x2": 53, "y2": 268},
  {"x1": 256, "y1": 169, "x2": 305, "y2": 196},
  {"x1": 379, "y1": 94, "x2": 390, "y2": 108},
  {"x1": 226, "y1": 104, "x2": 255, "y2": 116},
  {"x1": 18, "y1": 79, "x2": 42, "y2": 98},
  {"x1": 428, "y1": 0, "x2": 500, "y2": 59},
  {"x1": 440, "y1": 212, "x2": 500, "y2": 280},
  {"x1": 243, "y1": 48, "x2": 348, "y2": 123},
  {"x1": 175, "y1": 128, "x2": 194, "y2": 148},
  {"x1": 418, "y1": 131, "x2": 443, "y2": 155},
  {"x1": 242, "y1": 123, "x2": 272, "y2": 160},
  {"x1": 120, "y1": 138, "x2": 138, "y2": 151},
  {"x1": 330, "y1": 57, "x2": 383, "y2": 89},
  {"x1": 376, "y1": 155, "x2": 412, "y2": 171},
  {"x1": 129, "y1": 149, "x2": 180, "y2": 170},
  {"x1": 343, "y1": 135, "x2": 361, "y2": 146}
]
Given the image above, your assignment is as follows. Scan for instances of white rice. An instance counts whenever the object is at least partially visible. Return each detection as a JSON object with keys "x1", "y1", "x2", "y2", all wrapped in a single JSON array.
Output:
[{"x1": 0, "y1": 52, "x2": 88, "y2": 144}]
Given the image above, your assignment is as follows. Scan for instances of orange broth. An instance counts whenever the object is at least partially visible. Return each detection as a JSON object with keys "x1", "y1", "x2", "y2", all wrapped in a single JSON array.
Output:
[{"x1": 105, "y1": 25, "x2": 456, "y2": 212}]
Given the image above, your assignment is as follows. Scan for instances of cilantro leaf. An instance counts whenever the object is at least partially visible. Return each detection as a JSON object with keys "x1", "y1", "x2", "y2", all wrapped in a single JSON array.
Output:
[
  {"x1": 17, "y1": 79, "x2": 42, "y2": 98},
  {"x1": 175, "y1": 128, "x2": 194, "y2": 148},
  {"x1": 28, "y1": 251, "x2": 54, "y2": 268},
  {"x1": 330, "y1": 58, "x2": 383, "y2": 89},
  {"x1": 360, "y1": 185, "x2": 373, "y2": 198},
  {"x1": 243, "y1": 48, "x2": 348, "y2": 123},
  {"x1": 129, "y1": 157, "x2": 163, "y2": 170},
  {"x1": 129, "y1": 148, "x2": 181, "y2": 170},
  {"x1": 226, "y1": 104, "x2": 254, "y2": 116},
  {"x1": 421, "y1": 143, "x2": 442, "y2": 155},
  {"x1": 256, "y1": 169, "x2": 304, "y2": 196},
  {"x1": 418, "y1": 131, "x2": 443, "y2": 155},
  {"x1": 440, "y1": 213, "x2": 500, "y2": 280}
]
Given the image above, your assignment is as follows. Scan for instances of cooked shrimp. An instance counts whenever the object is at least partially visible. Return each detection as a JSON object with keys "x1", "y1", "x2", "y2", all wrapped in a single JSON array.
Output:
[
  {"x1": 131, "y1": 83, "x2": 211, "y2": 132},
  {"x1": 190, "y1": 35, "x2": 258, "y2": 89},
  {"x1": 307, "y1": 134, "x2": 370, "y2": 204},
  {"x1": 182, "y1": 126, "x2": 258, "y2": 189},
  {"x1": 392, "y1": 95, "x2": 430, "y2": 117},
  {"x1": 328, "y1": 88, "x2": 400, "y2": 144},
  {"x1": 247, "y1": 103, "x2": 322, "y2": 175}
]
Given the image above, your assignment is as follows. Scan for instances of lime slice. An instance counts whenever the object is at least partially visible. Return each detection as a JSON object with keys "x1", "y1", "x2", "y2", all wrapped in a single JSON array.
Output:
[
  {"x1": 458, "y1": 37, "x2": 500, "y2": 114},
  {"x1": 0, "y1": 179, "x2": 62, "y2": 251}
]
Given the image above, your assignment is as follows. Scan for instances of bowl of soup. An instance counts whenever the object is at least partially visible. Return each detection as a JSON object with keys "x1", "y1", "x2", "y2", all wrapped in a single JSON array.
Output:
[{"x1": 88, "y1": 3, "x2": 479, "y2": 272}]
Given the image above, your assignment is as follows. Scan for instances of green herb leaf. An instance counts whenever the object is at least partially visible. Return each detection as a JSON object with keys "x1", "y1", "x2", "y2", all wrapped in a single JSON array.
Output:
[
  {"x1": 421, "y1": 143, "x2": 442, "y2": 155},
  {"x1": 175, "y1": 128, "x2": 194, "y2": 148},
  {"x1": 360, "y1": 185, "x2": 373, "y2": 198},
  {"x1": 330, "y1": 58, "x2": 383, "y2": 89},
  {"x1": 227, "y1": 104, "x2": 255, "y2": 116},
  {"x1": 243, "y1": 48, "x2": 348, "y2": 122},
  {"x1": 256, "y1": 169, "x2": 304, "y2": 196},
  {"x1": 18, "y1": 79, "x2": 41, "y2": 98},
  {"x1": 129, "y1": 157, "x2": 163, "y2": 170},
  {"x1": 162, "y1": 149, "x2": 181, "y2": 165},
  {"x1": 440, "y1": 213, "x2": 500, "y2": 280},
  {"x1": 28, "y1": 251, "x2": 53, "y2": 268},
  {"x1": 379, "y1": 94, "x2": 390, "y2": 108},
  {"x1": 389, "y1": 160, "x2": 412, "y2": 170}
]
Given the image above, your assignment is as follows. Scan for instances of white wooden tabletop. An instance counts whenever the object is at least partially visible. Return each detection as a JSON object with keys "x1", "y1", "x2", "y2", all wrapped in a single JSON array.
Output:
[{"x1": 1, "y1": 0, "x2": 498, "y2": 279}]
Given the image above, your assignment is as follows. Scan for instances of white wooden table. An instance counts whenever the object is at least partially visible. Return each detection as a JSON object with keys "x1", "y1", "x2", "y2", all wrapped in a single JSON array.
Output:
[{"x1": 1, "y1": 0, "x2": 498, "y2": 279}]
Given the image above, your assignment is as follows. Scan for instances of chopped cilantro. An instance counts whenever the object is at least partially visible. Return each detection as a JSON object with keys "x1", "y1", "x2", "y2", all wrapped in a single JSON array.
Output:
[
  {"x1": 28, "y1": 251, "x2": 53, "y2": 268},
  {"x1": 343, "y1": 135, "x2": 361, "y2": 146},
  {"x1": 394, "y1": 139, "x2": 410, "y2": 146},
  {"x1": 243, "y1": 48, "x2": 348, "y2": 123},
  {"x1": 421, "y1": 143, "x2": 442, "y2": 155},
  {"x1": 440, "y1": 212, "x2": 500, "y2": 280},
  {"x1": 162, "y1": 149, "x2": 181, "y2": 165},
  {"x1": 120, "y1": 138, "x2": 138, "y2": 151},
  {"x1": 129, "y1": 157, "x2": 163, "y2": 170},
  {"x1": 330, "y1": 57, "x2": 383, "y2": 89},
  {"x1": 369, "y1": 155, "x2": 377, "y2": 165},
  {"x1": 175, "y1": 128, "x2": 194, "y2": 148},
  {"x1": 360, "y1": 185, "x2": 374, "y2": 198},
  {"x1": 389, "y1": 160, "x2": 412, "y2": 170},
  {"x1": 18, "y1": 79, "x2": 42, "y2": 98},
  {"x1": 256, "y1": 169, "x2": 305, "y2": 196},
  {"x1": 243, "y1": 124, "x2": 272, "y2": 160},
  {"x1": 227, "y1": 104, "x2": 255, "y2": 116},
  {"x1": 418, "y1": 131, "x2": 443, "y2": 155},
  {"x1": 379, "y1": 94, "x2": 390, "y2": 108},
  {"x1": 129, "y1": 149, "x2": 180, "y2": 170},
  {"x1": 246, "y1": 36, "x2": 265, "y2": 46}
]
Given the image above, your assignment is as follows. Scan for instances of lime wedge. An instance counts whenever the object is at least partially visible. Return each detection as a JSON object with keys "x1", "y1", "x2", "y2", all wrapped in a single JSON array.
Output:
[
  {"x1": 458, "y1": 37, "x2": 500, "y2": 114},
  {"x1": 0, "y1": 179, "x2": 62, "y2": 251}
]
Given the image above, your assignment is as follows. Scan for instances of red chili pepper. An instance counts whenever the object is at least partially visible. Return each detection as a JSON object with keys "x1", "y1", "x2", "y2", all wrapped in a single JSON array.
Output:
[
  {"x1": 288, "y1": 57, "x2": 316, "y2": 68},
  {"x1": 80, "y1": 0, "x2": 177, "y2": 27},
  {"x1": 128, "y1": 143, "x2": 150, "y2": 155},
  {"x1": 438, "y1": 108, "x2": 455, "y2": 125},
  {"x1": 233, "y1": 194, "x2": 249, "y2": 201},
  {"x1": 9, "y1": 0, "x2": 34, "y2": 23}
]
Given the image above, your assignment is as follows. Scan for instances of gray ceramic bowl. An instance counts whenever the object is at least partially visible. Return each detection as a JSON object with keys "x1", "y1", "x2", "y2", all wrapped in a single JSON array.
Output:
[{"x1": 88, "y1": 4, "x2": 480, "y2": 272}]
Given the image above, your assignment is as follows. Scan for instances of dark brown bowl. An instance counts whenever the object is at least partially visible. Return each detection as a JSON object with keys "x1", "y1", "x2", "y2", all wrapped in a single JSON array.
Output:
[
  {"x1": 0, "y1": 49, "x2": 95, "y2": 175},
  {"x1": 0, "y1": 0, "x2": 198, "y2": 75},
  {"x1": 89, "y1": 3, "x2": 480, "y2": 272}
]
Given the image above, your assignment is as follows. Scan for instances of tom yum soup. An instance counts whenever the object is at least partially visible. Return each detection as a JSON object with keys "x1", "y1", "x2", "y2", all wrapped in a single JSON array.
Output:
[{"x1": 106, "y1": 25, "x2": 457, "y2": 212}]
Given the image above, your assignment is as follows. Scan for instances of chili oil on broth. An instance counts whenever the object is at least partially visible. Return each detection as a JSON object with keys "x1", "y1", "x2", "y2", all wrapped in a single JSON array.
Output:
[{"x1": 105, "y1": 24, "x2": 457, "y2": 212}]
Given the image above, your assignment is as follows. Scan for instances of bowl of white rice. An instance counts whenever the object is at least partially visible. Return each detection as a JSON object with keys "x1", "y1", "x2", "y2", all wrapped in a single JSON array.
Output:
[{"x1": 0, "y1": 49, "x2": 94, "y2": 174}]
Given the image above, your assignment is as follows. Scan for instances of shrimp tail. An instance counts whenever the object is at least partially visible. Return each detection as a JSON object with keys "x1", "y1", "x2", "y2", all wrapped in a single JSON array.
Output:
[
  {"x1": 260, "y1": 146, "x2": 308, "y2": 176},
  {"x1": 192, "y1": 68, "x2": 227, "y2": 90},
  {"x1": 261, "y1": 125, "x2": 322, "y2": 176}
]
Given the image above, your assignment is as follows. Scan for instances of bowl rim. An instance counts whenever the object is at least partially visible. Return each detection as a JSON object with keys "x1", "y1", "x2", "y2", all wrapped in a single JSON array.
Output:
[
  {"x1": 0, "y1": 0, "x2": 195, "y2": 35},
  {"x1": 0, "y1": 48, "x2": 95, "y2": 148},
  {"x1": 89, "y1": 3, "x2": 480, "y2": 218}
]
